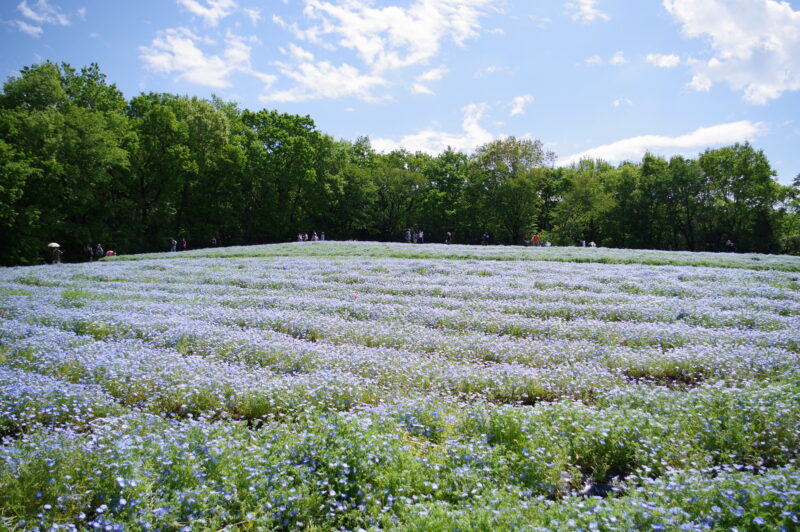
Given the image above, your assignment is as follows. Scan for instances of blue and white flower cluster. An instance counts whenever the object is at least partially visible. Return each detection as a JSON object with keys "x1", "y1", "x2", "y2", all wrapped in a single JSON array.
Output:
[{"x1": 0, "y1": 242, "x2": 798, "y2": 529}]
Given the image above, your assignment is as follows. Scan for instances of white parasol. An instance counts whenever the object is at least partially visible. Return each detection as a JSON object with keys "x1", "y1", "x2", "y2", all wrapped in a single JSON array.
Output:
[{"x1": 47, "y1": 242, "x2": 60, "y2": 248}]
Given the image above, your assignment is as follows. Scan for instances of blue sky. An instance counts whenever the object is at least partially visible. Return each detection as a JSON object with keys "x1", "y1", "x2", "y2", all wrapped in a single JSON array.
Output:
[{"x1": 2, "y1": 0, "x2": 799, "y2": 184}]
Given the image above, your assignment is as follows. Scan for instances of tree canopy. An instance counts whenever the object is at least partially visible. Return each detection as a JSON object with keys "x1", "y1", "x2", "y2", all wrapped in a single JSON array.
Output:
[{"x1": 1, "y1": 62, "x2": 797, "y2": 265}]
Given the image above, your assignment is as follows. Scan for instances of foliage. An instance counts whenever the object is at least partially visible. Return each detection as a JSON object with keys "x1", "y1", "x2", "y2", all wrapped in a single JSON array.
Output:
[{"x1": 1, "y1": 62, "x2": 797, "y2": 265}]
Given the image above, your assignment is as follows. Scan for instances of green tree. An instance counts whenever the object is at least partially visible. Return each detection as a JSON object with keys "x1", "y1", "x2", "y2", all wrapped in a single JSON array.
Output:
[
  {"x1": 699, "y1": 143, "x2": 781, "y2": 252},
  {"x1": 468, "y1": 137, "x2": 555, "y2": 243},
  {"x1": 0, "y1": 62, "x2": 129, "y2": 263},
  {"x1": 370, "y1": 151, "x2": 426, "y2": 239},
  {"x1": 419, "y1": 148, "x2": 469, "y2": 243},
  {"x1": 552, "y1": 160, "x2": 615, "y2": 245}
]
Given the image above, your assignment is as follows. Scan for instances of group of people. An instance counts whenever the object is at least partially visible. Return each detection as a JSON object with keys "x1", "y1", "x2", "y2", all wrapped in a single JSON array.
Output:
[
  {"x1": 168, "y1": 236, "x2": 221, "y2": 251},
  {"x1": 297, "y1": 232, "x2": 324, "y2": 241},
  {"x1": 169, "y1": 238, "x2": 188, "y2": 252},
  {"x1": 85, "y1": 243, "x2": 114, "y2": 260},
  {"x1": 404, "y1": 228, "x2": 425, "y2": 244},
  {"x1": 402, "y1": 230, "x2": 558, "y2": 246},
  {"x1": 49, "y1": 243, "x2": 114, "y2": 264},
  {"x1": 524, "y1": 233, "x2": 552, "y2": 247}
]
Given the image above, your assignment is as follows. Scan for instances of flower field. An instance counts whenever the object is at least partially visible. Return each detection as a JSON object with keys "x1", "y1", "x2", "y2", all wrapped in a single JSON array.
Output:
[{"x1": 1, "y1": 241, "x2": 799, "y2": 531}]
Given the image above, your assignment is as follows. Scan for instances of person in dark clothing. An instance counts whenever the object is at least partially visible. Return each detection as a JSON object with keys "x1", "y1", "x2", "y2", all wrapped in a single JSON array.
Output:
[{"x1": 95, "y1": 244, "x2": 104, "y2": 260}]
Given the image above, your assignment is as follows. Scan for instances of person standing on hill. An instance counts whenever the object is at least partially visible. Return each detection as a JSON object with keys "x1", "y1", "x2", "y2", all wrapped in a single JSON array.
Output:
[
  {"x1": 533, "y1": 233, "x2": 541, "y2": 247},
  {"x1": 52, "y1": 247, "x2": 63, "y2": 264},
  {"x1": 84, "y1": 244, "x2": 93, "y2": 261},
  {"x1": 181, "y1": 238, "x2": 187, "y2": 251},
  {"x1": 95, "y1": 244, "x2": 104, "y2": 260}
]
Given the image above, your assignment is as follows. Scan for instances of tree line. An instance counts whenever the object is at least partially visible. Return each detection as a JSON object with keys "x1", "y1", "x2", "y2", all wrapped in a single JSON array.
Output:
[{"x1": 1, "y1": 62, "x2": 799, "y2": 265}]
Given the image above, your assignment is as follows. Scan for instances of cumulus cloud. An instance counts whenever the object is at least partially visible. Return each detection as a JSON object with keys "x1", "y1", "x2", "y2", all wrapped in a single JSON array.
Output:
[
  {"x1": 561, "y1": 120, "x2": 764, "y2": 165},
  {"x1": 267, "y1": 0, "x2": 494, "y2": 102},
  {"x1": 261, "y1": 61, "x2": 388, "y2": 102},
  {"x1": 510, "y1": 94, "x2": 533, "y2": 116},
  {"x1": 411, "y1": 83, "x2": 435, "y2": 95},
  {"x1": 243, "y1": 7, "x2": 261, "y2": 24},
  {"x1": 584, "y1": 51, "x2": 627, "y2": 65},
  {"x1": 410, "y1": 66, "x2": 449, "y2": 95},
  {"x1": 15, "y1": 0, "x2": 70, "y2": 36},
  {"x1": 566, "y1": 0, "x2": 610, "y2": 23},
  {"x1": 611, "y1": 97, "x2": 633, "y2": 107},
  {"x1": 15, "y1": 19, "x2": 43, "y2": 37},
  {"x1": 646, "y1": 53, "x2": 681, "y2": 68},
  {"x1": 664, "y1": 0, "x2": 800, "y2": 104},
  {"x1": 140, "y1": 28, "x2": 275, "y2": 88},
  {"x1": 372, "y1": 103, "x2": 494, "y2": 154},
  {"x1": 608, "y1": 51, "x2": 627, "y2": 65},
  {"x1": 177, "y1": 0, "x2": 237, "y2": 26},
  {"x1": 418, "y1": 66, "x2": 449, "y2": 82},
  {"x1": 290, "y1": 0, "x2": 496, "y2": 73},
  {"x1": 287, "y1": 43, "x2": 314, "y2": 62},
  {"x1": 474, "y1": 65, "x2": 503, "y2": 78},
  {"x1": 17, "y1": 0, "x2": 70, "y2": 25}
]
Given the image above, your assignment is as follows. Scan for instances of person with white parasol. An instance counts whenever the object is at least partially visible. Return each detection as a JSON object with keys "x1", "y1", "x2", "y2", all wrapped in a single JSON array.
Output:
[{"x1": 48, "y1": 243, "x2": 63, "y2": 264}]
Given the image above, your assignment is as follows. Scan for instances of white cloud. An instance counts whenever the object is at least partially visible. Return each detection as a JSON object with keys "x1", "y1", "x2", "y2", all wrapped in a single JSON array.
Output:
[
  {"x1": 566, "y1": 0, "x2": 610, "y2": 23},
  {"x1": 268, "y1": 1, "x2": 493, "y2": 103},
  {"x1": 287, "y1": 43, "x2": 314, "y2": 62},
  {"x1": 292, "y1": 0, "x2": 496, "y2": 73},
  {"x1": 140, "y1": 28, "x2": 275, "y2": 88},
  {"x1": 261, "y1": 61, "x2": 388, "y2": 102},
  {"x1": 474, "y1": 65, "x2": 502, "y2": 77},
  {"x1": 418, "y1": 66, "x2": 449, "y2": 82},
  {"x1": 17, "y1": 0, "x2": 70, "y2": 25},
  {"x1": 510, "y1": 94, "x2": 533, "y2": 116},
  {"x1": 372, "y1": 103, "x2": 494, "y2": 154},
  {"x1": 15, "y1": 0, "x2": 71, "y2": 35},
  {"x1": 15, "y1": 19, "x2": 43, "y2": 37},
  {"x1": 177, "y1": 0, "x2": 237, "y2": 27},
  {"x1": 646, "y1": 53, "x2": 681, "y2": 68},
  {"x1": 611, "y1": 97, "x2": 633, "y2": 107},
  {"x1": 608, "y1": 51, "x2": 627, "y2": 65},
  {"x1": 272, "y1": 14, "x2": 288, "y2": 28},
  {"x1": 561, "y1": 120, "x2": 764, "y2": 165},
  {"x1": 411, "y1": 83, "x2": 435, "y2": 95},
  {"x1": 76, "y1": 7, "x2": 86, "y2": 20},
  {"x1": 584, "y1": 51, "x2": 627, "y2": 65},
  {"x1": 243, "y1": 7, "x2": 261, "y2": 24},
  {"x1": 411, "y1": 66, "x2": 449, "y2": 95},
  {"x1": 664, "y1": 0, "x2": 800, "y2": 104}
]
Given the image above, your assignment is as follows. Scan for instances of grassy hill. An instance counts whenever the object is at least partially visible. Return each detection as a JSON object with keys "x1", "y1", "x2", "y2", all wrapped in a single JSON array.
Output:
[{"x1": 1, "y1": 242, "x2": 799, "y2": 530}]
